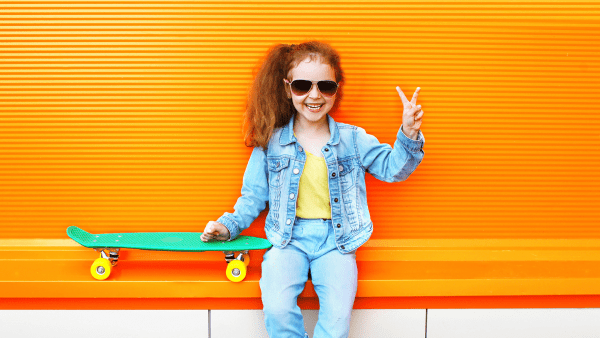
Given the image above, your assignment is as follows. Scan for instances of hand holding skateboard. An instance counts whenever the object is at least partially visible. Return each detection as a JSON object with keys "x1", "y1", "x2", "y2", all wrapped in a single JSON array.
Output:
[{"x1": 201, "y1": 221, "x2": 230, "y2": 242}]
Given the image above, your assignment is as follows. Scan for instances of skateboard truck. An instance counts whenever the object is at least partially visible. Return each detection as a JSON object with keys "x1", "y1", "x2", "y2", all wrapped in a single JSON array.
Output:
[
  {"x1": 224, "y1": 250, "x2": 249, "y2": 263},
  {"x1": 94, "y1": 248, "x2": 120, "y2": 266},
  {"x1": 95, "y1": 248, "x2": 120, "y2": 266}
]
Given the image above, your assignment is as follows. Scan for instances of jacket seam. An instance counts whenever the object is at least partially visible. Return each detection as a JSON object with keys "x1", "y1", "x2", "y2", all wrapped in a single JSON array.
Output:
[{"x1": 353, "y1": 126, "x2": 367, "y2": 172}]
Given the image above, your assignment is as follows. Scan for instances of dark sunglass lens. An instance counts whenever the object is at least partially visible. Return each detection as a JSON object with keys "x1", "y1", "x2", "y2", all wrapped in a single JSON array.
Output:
[
  {"x1": 291, "y1": 80, "x2": 312, "y2": 95},
  {"x1": 318, "y1": 81, "x2": 338, "y2": 96}
]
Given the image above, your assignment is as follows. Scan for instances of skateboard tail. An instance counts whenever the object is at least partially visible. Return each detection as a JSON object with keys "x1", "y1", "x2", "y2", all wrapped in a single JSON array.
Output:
[{"x1": 67, "y1": 226, "x2": 97, "y2": 247}]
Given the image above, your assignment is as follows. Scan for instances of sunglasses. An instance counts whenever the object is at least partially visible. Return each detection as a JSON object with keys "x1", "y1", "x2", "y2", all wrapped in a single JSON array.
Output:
[{"x1": 284, "y1": 79, "x2": 339, "y2": 97}]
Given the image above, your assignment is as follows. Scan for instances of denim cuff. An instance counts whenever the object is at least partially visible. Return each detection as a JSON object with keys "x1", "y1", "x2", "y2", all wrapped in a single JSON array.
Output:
[
  {"x1": 217, "y1": 214, "x2": 239, "y2": 241},
  {"x1": 398, "y1": 125, "x2": 425, "y2": 153}
]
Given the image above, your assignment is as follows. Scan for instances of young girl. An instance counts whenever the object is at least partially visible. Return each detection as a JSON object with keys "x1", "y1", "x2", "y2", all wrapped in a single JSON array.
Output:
[{"x1": 201, "y1": 41, "x2": 425, "y2": 338}]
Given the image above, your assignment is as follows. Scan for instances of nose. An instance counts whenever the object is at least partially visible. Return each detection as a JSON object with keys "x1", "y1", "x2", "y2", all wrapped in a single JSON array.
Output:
[{"x1": 308, "y1": 83, "x2": 321, "y2": 99}]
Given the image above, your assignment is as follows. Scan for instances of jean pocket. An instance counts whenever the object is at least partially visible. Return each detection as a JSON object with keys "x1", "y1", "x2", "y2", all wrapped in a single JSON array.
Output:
[{"x1": 291, "y1": 224, "x2": 303, "y2": 239}]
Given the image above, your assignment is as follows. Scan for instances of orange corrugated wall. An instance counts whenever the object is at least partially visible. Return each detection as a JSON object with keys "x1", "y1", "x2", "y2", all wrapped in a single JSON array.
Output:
[{"x1": 1, "y1": 1, "x2": 599, "y2": 239}]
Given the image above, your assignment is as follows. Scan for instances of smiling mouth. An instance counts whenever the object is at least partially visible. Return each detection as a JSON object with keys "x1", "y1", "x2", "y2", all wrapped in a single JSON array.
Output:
[{"x1": 305, "y1": 103, "x2": 324, "y2": 111}]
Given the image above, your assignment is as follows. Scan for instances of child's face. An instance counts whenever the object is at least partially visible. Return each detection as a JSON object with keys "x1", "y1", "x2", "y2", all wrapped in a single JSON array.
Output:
[{"x1": 286, "y1": 57, "x2": 337, "y2": 125}]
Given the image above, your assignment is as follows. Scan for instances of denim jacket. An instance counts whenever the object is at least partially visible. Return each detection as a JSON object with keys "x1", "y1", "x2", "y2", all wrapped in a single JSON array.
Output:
[{"x1": 217, "y1": 114, "x2": 425, "y2": 254}]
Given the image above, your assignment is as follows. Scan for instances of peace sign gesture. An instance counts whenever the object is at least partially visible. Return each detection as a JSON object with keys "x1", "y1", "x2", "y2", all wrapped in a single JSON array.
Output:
[{"x1": 396, "y1": 86, "x2": 424, "y2": 140}]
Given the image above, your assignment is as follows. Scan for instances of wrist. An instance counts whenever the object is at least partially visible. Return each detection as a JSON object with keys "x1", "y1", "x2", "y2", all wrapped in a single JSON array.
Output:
[{"x1": 401, "y1": 125, "x2": 418, "y2": 140}]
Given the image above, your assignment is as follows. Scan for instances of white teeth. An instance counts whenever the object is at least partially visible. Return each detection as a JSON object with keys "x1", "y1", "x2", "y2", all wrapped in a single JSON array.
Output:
[{"x1": 306, "y1": 104, "x2": 323, "y2": 109}]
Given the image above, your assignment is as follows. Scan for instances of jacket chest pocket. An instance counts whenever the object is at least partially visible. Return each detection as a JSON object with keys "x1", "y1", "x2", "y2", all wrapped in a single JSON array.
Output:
[
  {"x1": 338, "y1": 158, "x2": 360, "y2": 231},
  {"x1": 338, "y1": 159, "x2": 356, "y2": 193},
  {"x1": 268, "y1": 157, "x2": 290, "y2": 188}
]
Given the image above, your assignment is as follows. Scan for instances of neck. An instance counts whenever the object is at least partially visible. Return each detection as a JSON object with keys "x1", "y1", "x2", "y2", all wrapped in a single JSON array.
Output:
[{"x1": 293, "y1": 114, "x2": 329, "y2": 136}]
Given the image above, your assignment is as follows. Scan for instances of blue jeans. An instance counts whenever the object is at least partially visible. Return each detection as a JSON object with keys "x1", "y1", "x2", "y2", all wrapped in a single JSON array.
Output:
[{"x1": 260, "y1": 218, "x2": 358, "y2": 338}]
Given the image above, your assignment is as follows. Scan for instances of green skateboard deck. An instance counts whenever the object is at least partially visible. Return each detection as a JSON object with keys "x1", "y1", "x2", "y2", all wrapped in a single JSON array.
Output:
[
  {"x1": 67, "y1": 226, "x2": 272, "y2": 282},
  {"x1": 67, "y1": 226, "x2": 271, "y2": 252}
]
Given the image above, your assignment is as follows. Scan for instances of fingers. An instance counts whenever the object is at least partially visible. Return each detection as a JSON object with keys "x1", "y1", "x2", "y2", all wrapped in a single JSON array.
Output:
[
  {"x1": 397, "y1": 86, "x2": 421, "y2": 109},
  {"x1": 411, "y1": 87, "x2": 420, "y2": 105},
  {"x1": 201, "y1": 221, "x2": 230, "y2": 242},
  {"x1": 200, "y1": 232, "x2": 214, "y2": 242},
  {"x1": 396, "y1": 86, "x2": 409, "y2": 105},
  {"x1": 201, "y1": 233, "x2": 218, "y2": 242},
  {"x1": 201, "y1": 221, "x2": 218, "y2": 242},
  {"x1": 415, "y1": 108, "x2": 424, "y2": 121}
]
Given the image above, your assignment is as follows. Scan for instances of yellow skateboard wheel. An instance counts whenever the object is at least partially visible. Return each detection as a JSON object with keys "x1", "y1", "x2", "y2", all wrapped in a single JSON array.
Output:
[
  {"x1": 226, "y1": 260, "x2": 247, "y2": 282},
  {"x1": 242, "y1": 253, "x2": 250, "y2": 267},
  {"x1": 91, "y1": 257, "x2": 112, "y2": 280}
]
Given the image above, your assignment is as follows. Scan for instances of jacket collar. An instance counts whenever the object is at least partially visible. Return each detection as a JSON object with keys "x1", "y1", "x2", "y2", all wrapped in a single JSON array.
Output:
[{"x1": 279, "y1": 114, "x2": 340, "y2": 146}]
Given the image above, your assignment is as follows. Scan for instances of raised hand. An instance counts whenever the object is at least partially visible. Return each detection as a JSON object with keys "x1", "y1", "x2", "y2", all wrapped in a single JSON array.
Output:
[{"x1": 396, "y1": 86, "x2": 424, "y2": 140}]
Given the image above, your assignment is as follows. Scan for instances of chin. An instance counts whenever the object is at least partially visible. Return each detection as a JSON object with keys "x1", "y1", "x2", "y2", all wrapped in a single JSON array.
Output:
[{"x1": 296, "y1": 107, "x2": 331, "y2": 121}]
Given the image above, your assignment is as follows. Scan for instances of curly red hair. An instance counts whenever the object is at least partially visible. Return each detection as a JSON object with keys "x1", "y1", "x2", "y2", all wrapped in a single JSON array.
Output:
[{"x1": 243, "y1": 41, "x2": 345, "y2": 149}]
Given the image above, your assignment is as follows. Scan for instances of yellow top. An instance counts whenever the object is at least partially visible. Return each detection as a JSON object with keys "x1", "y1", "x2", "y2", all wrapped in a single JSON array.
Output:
[{"x1": 296, "y1": 150, "x2": 332, "y2": 219}]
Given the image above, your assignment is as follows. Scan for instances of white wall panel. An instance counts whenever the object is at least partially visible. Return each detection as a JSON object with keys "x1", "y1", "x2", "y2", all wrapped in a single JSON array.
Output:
[
  {"x1": 211, "y1": 310, "x2": 270, "y2": 338},
  {"x1": 0, "y1": 310, "x2": 208, "y2": 338},
  {"x1": 428, "y1": 309, "x2": 600, "y2": 338},
  {"x1": 212, "y1": 309, "x2": 425, "y2": 338},
  {"x1": 349, "y1": 309, "x2": 425, "y2": 338}
]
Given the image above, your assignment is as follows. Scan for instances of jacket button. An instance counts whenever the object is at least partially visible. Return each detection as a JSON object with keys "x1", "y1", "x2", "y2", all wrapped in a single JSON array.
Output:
[
  {"x1": 341, "y1": 245, "x2": 345, "y2": 249},
  {"x1": 337, "y1": 223, "x2": 341, "y2": 228},
  {"x1": 286, "y1": 219, "x2": 292, "y2": 225},
  {"x1": 289, "y1": 193, "x2": 295, "y2": 200},
  {"x1": 334, "y1": 198, "x2": 339, "y2": 202},
  {"x1": 298, "y1": 146, "x2": 303, "y2": 152},
  {"x1": 293, "y1": 168, "x2": 299, "y2": 174},
  {"x1": 324, "y1": 148, "x2": 329, "y2": 152},
  {"x1": 338, "y1": 165, "x2": 343, "y2": 172},
  {"x1": 332, "y1": 172, "x2": 336, "y2": 177}
]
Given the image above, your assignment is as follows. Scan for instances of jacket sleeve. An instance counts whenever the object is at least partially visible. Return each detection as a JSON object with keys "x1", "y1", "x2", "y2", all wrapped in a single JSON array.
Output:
[
  {"x1": 217, "y1": 146, "x2": 269, "y2": 240},
  {"x1": 356, "y1": 125, "x2": 425, "y2": 182}
]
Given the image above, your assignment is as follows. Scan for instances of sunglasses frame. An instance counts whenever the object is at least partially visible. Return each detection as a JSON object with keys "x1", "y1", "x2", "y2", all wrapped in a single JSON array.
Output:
[{"x1": 283, "y1": 79, "x2": 339, "y2": 97}]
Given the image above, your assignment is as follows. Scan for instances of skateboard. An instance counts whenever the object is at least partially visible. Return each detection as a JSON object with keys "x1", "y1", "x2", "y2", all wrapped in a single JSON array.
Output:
[{"x1": 67, "y1": 226, "x2": 272, "y2": 282}]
